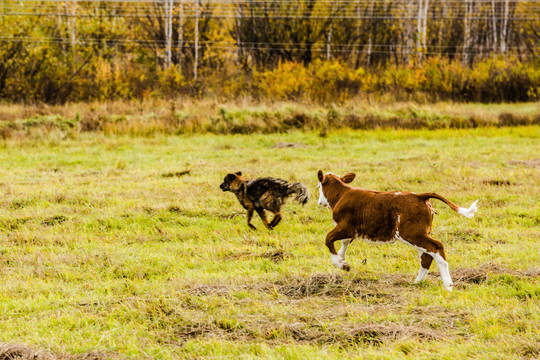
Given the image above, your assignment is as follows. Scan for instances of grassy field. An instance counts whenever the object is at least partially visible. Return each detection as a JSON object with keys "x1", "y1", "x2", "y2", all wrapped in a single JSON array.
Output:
[{"x1": 0, "y1": 126, "x2": 539, "y2": 359}]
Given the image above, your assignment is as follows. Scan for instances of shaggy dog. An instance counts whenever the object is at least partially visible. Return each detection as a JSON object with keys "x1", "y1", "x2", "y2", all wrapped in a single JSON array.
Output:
[{"x1": 220, "y1": 172, "x2": 309, "y2": 230}]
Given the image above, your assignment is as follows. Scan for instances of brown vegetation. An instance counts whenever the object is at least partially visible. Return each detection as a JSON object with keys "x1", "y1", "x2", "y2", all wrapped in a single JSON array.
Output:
[
  {"x1": 0, "y1": 343, "x2": 116, "y2": 360},
  {"x1": 0, "y1": 101, "x2": 538, "y2": 139}
]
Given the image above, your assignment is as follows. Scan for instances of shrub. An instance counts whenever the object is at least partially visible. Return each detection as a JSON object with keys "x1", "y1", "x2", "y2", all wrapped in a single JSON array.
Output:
[
  {"x1": 468, "y1": 57, "x2": 540, "y2": 102},
  {"x1": 253, "y1": 60, "x2": 367, "y2": 103},
  {"x1": 309, "y1": 60, "x2": 365, "y2": 103},
  {"x1": 158, "y1": 65, "x2": 187, "y2": 98},
  {"x1": 253, "y1": 62, "x2": 312, "y2": 101}
]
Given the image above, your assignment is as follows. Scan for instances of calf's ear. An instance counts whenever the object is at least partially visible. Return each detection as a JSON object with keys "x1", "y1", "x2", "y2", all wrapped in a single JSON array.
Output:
[
  {"x1": 235, "y1": 171, "x2": 242, "y2": 176},
  {"x1": 341, "y1": 172, "x2": 356, "y2": 183},
  {"x1": 317, "y1": 170, "x2": 324, "y2": 182}
]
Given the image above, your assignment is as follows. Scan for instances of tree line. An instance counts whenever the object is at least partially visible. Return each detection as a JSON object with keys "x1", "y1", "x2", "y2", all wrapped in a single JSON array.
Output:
[{"x1": 0, "y1": 0, "x2": 538, "y2": 103}]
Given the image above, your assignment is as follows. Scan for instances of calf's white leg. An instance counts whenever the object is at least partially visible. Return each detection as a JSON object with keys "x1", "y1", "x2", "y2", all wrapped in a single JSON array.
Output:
[
  {"x1": 398, "y1": 236, "x2": 453, "y2": 291},
  {"x1": 414, "y1": 251, "x2": 433, "y2": 283},
  {"x1": 429, "y1": 252, "x2": 453, "y2": 291},
  {"x1": 338, "y1": 238, "x2": 352, "y2": 260},
  {"x1": 326, "y1": 226, "x2": 354, "y2": 272},
  {"x1": 414, "y1": 267, "x2": 429, "y2": 283}
]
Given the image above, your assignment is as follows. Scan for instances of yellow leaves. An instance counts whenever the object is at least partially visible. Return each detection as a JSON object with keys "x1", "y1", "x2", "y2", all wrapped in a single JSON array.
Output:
[
  {"x1": 158, "y1": 64, "x2": 186, "y2": 97},
  {"x1": 257, "y1": 61, "x2": 310, "y2": 100},
  {"x1": 92, "y1": 58, "x2": 135, "y2": 100},
  {"x1": 254, "y1": 60, "x2": 367, "y2": 103},
  {"x1": 95, "y1": 58, "x2": 112, "y2": 80}
]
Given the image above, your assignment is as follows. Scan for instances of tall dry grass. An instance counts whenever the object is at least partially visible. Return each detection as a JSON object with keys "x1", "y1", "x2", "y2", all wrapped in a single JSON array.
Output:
[{"x1": 0, "y1": 100, "x2": 538, "y2": 139}]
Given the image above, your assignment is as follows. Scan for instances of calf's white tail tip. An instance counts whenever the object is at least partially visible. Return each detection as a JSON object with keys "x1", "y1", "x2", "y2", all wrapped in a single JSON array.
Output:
[{"x1": 458, "y1": 199, "x2": 479, "y2": 218}]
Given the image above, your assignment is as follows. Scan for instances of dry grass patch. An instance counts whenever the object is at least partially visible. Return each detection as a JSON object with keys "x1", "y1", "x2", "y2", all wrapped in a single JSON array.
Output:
[
  {"x1": 447, "y1": 263, "x2": 540, "y2": 285},
  {"x1": 260, "y1": 249, "x2": 290, "y2": 263},
  {"x1": 264, "y1": 322, "x2": 446, "y2": 346},
  {"x1": 508, "y1": 159, "x2": 540, "y2": 168},
  {"x1": 1, "y1": 100, "x2": 538, "y2": 138},
  {"x1": 270, "y1": 272, "x2": 410, "y2": 300},
  {"x1": 0, "y1": 343, "x2": 117, "y2": 360}
]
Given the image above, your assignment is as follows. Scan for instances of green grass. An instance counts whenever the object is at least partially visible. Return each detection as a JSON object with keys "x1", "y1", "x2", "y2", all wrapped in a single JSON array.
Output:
[{"x1": 0, "y1": 127, "x2": 539, "y2": 359}]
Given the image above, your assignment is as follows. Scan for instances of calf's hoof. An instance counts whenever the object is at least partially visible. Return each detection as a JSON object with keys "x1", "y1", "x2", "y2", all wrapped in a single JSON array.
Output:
[
  {"x1": 342, "y1": 262, "x2": 350, "y2": 272},
  {"x1": 444, "y1": 282, "x2": 453, "y2": 292}
]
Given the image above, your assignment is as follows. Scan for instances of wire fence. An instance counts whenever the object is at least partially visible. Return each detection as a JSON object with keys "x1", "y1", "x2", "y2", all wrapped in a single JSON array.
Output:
[{"x1": 1, "y1": 0, "x2": 539, "y2": 67}]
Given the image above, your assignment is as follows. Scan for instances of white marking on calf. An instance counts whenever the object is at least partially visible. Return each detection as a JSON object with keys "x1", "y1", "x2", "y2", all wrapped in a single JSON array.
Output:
[
  {"x1": 317, "y1": 182, "x2": 330, "y2": 207},
  {"x1": 413, "y1": 250, "x2": 429, "y2": 283},
  {"x1": 331, "y1": 254, "x2": 349, "y2": 269},
  {"x1": 458, "y1": 200, "x2": 479, "y2": 218},
  {"x1": 394, "y1": 192, "x2": 402, "y2": 195},
  {"x1": 396, "y1": 234, "x2": 453, "y2": 291},
  {"x1": 338, "y1": 238, "x2": 352, "y2": 260},
  {"x1": 414, "y1": 266, "x2": 429, "y2": 283},
  {"x1": 429, "y1": 252, "x2": 453, "y2": 291}
]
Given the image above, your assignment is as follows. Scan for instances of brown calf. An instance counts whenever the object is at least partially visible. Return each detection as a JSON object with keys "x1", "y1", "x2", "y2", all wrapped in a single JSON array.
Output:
[{"x1": 317, "y1": 170, "x2": 478, "y2": 291}]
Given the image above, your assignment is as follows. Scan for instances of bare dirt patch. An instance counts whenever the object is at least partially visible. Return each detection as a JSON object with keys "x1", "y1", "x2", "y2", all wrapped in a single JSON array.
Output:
[
  {"x1": 274, "y1": 142, "x2": 307, "y2": 148},
  {"x1": 508, "y1": 159, "x2": 540, "y2": 168},
  {"x1": 41, "y1": 215, "x2": 68, "y2": 227},
  {"x1": 260, "y1": 249, "x2": 289, "y2": 263},
  {"x1": 482, "y1": 179, "x2": 514, "y2": 186},
  {"x1": 161, "y1": 169, "x2": 191, "y2": 178}
]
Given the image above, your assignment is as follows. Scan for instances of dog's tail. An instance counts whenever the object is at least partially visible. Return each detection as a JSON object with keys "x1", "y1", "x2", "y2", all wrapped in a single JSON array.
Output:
[{"x1": 286, "y1": 182, "x2": 310, "y2": 205}]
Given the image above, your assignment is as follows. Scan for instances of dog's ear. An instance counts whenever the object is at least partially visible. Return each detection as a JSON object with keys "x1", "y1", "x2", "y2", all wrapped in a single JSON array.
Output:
[
  {"x1": 235, "y1": 171, "x2": 242, "y2": 176},
  {"x1": 341, "y1": 172, "x2": 356, "y2": 184},
  {"x1": 317, "y1": 170, "x2": 324, "y2": 182}
]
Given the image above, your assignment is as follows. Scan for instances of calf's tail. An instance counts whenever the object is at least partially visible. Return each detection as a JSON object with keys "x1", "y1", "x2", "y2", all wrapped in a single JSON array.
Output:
[
  {"x1": 419, "y1": 193, "x2": 478, "y2": 218},
  {"x1": 286, "y1": 182, "x2": 310, "y2": 205}
]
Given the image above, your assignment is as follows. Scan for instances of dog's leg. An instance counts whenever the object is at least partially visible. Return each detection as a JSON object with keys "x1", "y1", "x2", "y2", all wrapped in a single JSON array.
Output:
[
  {"x1": 269, "y1": 212, "x2": 282, "y2": 228},
  {"x1": 255, "y1": 208, "x2": 272, "y2": 230},
  {"x1": 246, "y1": 208, "x2": 257, "y2": 230}
]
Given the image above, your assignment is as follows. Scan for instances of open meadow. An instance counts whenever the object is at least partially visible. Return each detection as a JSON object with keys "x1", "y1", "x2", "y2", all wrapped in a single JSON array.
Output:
[{"x1": 0, "y1": 124, "x2": 539, "y2": 359}]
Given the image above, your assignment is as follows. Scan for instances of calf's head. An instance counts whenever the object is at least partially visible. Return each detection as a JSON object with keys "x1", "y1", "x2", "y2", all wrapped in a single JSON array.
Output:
[
  {"x1": 317, "y1": 170, "x2": 356, "y2": 207},
  {"x1": 220, "y1": 172, "x2": 244, "y2": 192}
]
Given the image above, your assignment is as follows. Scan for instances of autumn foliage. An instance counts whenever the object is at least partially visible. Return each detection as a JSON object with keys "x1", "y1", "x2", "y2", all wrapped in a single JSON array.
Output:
[{"x1": 0, "y1": 0, "x2": 539, "y2": 104}]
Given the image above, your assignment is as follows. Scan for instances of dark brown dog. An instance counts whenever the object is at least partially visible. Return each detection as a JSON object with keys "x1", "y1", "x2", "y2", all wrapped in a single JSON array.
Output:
[{"x1": 220, "y1": 172, "x2": 309, "y2": 230}]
